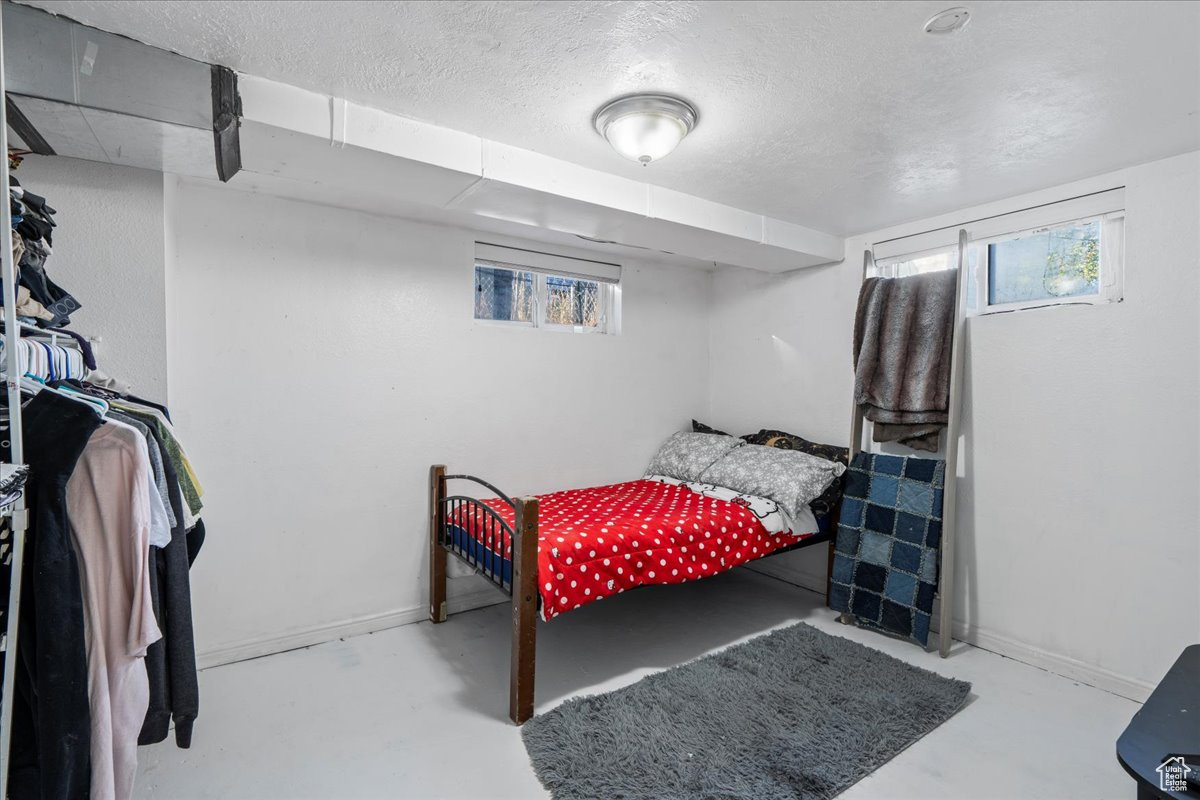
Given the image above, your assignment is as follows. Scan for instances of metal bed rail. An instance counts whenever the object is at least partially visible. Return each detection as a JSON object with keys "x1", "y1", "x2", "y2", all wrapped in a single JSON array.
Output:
[{"x1": 441, "y1": 489, "x2": 517, "y2": 592}]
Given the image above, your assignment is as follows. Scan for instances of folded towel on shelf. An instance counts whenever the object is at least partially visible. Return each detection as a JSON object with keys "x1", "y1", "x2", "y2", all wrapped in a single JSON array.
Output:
[{"x1": 853, "y1": 269, "x2": 958, "y2": 451}]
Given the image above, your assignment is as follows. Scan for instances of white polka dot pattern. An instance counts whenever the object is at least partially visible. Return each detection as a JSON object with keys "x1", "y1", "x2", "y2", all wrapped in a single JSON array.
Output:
[{"x1": 448, "y1": 480, "x2": 814, "y2": 621}]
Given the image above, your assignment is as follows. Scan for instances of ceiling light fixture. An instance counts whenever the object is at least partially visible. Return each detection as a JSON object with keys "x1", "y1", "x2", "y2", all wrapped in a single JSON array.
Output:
[
  {"x1": 924, "y1": 7, "x2": 971, "y2": 34},
  {"x1": 593, "y1": 93, "x2": 698, "y2": 165}
]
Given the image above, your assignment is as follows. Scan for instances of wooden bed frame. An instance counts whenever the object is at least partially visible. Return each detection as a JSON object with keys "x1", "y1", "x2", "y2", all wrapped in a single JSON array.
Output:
[{"x1": 427, "y1": 464, "x2": 839, "y2": 724}]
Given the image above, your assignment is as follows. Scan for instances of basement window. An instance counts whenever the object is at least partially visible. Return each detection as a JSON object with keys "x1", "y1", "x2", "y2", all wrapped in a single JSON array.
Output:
[
  {"x1": 971, "y1": 214, "x2": 1123, "y2": 313},
  {"x1": 873, "y1": 190, "x2": 1125, "y2": 316},
  {"x1": 473, "y1": 243, "x2": 621, "y2": 333}
]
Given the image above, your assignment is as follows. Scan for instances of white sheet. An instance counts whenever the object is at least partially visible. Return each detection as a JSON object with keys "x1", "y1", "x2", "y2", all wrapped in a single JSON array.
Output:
[{"x1": 645, "y1": 475, "x2": 819, "y2": 536}]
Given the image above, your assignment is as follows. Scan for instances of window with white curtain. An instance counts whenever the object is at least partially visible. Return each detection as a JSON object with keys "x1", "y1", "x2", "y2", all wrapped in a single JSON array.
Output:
[{"x1": 872, "y1": 189, "x2": 1125, "y2": 316}]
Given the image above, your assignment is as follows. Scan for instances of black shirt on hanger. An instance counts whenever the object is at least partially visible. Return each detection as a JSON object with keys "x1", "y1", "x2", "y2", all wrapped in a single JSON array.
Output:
[{"x1": 7, "y1": 391, "x2": 102, "y2": 800}]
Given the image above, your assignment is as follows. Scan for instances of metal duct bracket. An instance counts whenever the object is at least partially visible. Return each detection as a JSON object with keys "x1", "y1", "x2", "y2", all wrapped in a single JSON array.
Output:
[
  {"x1": 212, "y1": 65, "x2": 241, "y2": 181},
  {"x1": 1, "y1": 2, "x2": 241, "y2": 181}
]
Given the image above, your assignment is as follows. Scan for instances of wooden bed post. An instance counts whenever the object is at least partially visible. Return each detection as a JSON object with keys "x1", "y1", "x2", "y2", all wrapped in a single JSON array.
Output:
[
  {"x1": 510, "y1": 496, "x2": 539, "y2": 725},
  {"x1": 429, "y1": 464, "x2": 447, "y2": 623}
]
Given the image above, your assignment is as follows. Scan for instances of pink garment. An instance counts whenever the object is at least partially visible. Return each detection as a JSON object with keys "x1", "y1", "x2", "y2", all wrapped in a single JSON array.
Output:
[{"x1": 67, "y1": 419, "x2": 162, "y2": 800}]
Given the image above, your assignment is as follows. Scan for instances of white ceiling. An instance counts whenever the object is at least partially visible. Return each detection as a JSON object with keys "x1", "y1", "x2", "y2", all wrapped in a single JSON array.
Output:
[{"x1": 20, "y1": 0, "x2": 1200, "y2": 236}]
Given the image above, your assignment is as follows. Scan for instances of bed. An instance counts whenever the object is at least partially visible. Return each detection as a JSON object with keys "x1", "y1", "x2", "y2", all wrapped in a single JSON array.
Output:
[{"x1": 427, "y1": 464, "x2": 842, "y2": 724}]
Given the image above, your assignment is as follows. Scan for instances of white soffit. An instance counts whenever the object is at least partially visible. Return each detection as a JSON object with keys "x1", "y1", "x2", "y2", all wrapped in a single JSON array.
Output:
[{"x1": 236, "y1": 75, "x2": 844, "y2": 272}]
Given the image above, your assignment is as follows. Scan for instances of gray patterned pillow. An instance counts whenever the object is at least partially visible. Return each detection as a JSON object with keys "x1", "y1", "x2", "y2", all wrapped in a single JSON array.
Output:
[
  {"x1": 645, "y1": 432, "x2": 744, "y2": 483},
  {"x1": 698, "y1": 444, "x2": 846, "y2": 522}
]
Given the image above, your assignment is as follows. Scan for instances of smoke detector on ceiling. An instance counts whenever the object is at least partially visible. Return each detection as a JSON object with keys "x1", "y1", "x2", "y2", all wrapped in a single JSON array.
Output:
[{"x1": 924, "y1": 7, "x2": 971, "y2": 35}]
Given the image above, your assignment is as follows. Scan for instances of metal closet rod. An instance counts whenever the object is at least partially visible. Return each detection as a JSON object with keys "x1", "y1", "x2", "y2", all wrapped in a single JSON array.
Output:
[
  {"x1": 871, "y1": 187, "x2": 1123, "y2": 249},
  {"x1": 2, "y1": 321, "x2": 85, "y2": 351}
]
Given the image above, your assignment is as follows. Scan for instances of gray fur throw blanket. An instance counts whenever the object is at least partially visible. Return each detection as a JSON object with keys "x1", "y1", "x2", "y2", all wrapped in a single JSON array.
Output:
[{"x1": 853, "y1": 269, "x2": 957, "y2": 451}]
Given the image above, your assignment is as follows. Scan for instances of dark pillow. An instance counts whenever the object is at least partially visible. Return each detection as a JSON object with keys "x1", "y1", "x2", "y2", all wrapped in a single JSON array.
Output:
[
  {"x1": 743, "y1": 429, "x2": 849, "y2": 517},
  {"x1": 691, "y1": 419, "x2": 731, "y2": 437}
]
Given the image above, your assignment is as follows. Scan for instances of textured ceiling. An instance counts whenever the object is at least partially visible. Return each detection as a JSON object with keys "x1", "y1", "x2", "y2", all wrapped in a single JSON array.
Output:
[{"x1": 19, "y1": 0, "x2": 1200, "y2": 235}]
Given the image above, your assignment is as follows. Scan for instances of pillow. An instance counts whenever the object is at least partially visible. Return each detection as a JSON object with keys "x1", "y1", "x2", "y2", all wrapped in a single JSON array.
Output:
[
  {"x1": 698, "y1": 443, "x2": 845, "y2": 524},
  {"x1": 645, "y1": 432, "x2": 744, "y2": 483},
  {"x1": 691, "y1": 419, "x2": 731, "y2": 437},
  {"x1": 744, "y1": 428, "x2": 849, "y2": 465},
  {"x1": 743, "y1": 428, "x2": 850, "y2": 517}
]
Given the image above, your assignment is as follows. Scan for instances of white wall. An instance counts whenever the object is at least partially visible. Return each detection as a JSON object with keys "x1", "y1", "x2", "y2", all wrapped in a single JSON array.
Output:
[
  {"x1": 162, "y1": 178, "x2": 713, "y2": 660},
  {"x1": 709, "y1": 151, "x2": 1200, "y2": 697},
  {"x1": 24, "y1": 148, "x2": 1195, "y2": 697},
  {"x1": 17, "y1": 156, "x2": 167, "y2": 397}
]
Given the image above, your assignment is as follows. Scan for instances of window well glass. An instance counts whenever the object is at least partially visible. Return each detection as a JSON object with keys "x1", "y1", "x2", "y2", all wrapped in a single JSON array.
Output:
[
  {"x1": 544, "y1": 275, "x2": 601, "y2": 327},
  {"x1": 474, "y1": 262, "x2": 535, "y2": 323},
  {"x1": 987, "y1": 220, "x2": 1100, "y2": 305}
]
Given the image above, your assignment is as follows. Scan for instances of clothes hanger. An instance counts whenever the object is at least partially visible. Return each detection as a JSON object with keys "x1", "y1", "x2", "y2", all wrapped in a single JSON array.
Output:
[
  {"x1": 18, "y1": 373, "x2": 107, "y2": 416},
  {"x1": 54, "y1": 383, "x2": 109, "y2": 415}
]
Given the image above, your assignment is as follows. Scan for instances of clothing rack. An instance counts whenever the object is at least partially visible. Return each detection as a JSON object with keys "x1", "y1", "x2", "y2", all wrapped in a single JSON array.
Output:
[
  {"x1": 846, "y1": 230, "x2": 969, "y2": 658},
  {"x1": 0, "y1": 7, "x2": 29, "y2": 793}
]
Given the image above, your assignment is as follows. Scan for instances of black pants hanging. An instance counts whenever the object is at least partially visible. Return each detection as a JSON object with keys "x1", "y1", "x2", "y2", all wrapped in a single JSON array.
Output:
[
  {"x1": 7, "y1": 392, "x2": 101, "y2": 800},
  {"x1": 137, "y1": 426, "x2": 199, "y2": 749}
]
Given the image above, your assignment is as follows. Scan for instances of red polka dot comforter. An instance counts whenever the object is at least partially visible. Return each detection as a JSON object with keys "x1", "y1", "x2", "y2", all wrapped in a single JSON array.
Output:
[{"x1": 448, "y1": 479, "x2": 816, "y2": 620}]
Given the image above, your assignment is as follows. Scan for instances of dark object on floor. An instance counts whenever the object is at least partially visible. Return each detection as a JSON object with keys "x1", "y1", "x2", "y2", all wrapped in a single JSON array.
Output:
[
  {"x1": 1116, "y1": 645, "x2": 1199, "y2": 799},
  {"x1": 522, "y1": 622, "x2": 971, "y2": 800},
  {"x1": 830, "y1": 452, "x2": 945, "y2": 647}
]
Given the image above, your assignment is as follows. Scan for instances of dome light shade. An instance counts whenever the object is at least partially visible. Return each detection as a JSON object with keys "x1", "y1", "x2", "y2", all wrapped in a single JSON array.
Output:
[{"x1": 593, "y1": 94, "x2": 698, "y2": 165}]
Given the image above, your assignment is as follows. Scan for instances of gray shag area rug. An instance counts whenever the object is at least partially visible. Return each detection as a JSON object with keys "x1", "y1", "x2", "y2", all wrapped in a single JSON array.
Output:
[{"x1": 522, "y1": 623, "x2": 971, "y2": 800}]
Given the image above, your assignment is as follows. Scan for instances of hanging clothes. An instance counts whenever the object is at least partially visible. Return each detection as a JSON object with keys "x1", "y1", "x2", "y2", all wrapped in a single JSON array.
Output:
[
  {"x1": 0, "y1": 336, "x2": 87, "y2": 382},
  {"x1": 47, "y1": 387, "x2": 204, "y2": 751},
  {"x1": 40, "y1": 327, "x2": 98, "y2": 371},
  {"x1": 109, "y1": 402, "x2": 203, "y2": 520},
  {"x1": 185, "y1": 519, "x2": 205, "y2": 567},
  {"x1": 107, "y1": 412, "x2": 174, "y2": 546},
  {"x1": 135, "y1": 420, "x2": 200, "y2": 749},
  {"x1": 45, "y1": 383, "x2": 204, "y2": 751},
  {"x1": 8, "y1": 391, "x2": 102, "y2": 800},
  {"x1": 2, "y1": 170, "x2": 205, "y2": 799},
  {"x1": 67, "y1": 419, "x2": 162, "y2": 800}
]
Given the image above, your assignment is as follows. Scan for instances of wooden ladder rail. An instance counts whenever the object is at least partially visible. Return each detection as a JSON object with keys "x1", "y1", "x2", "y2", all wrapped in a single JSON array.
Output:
[{"x1": 937, "y1": 229, "x2": 970, "y2": 658}]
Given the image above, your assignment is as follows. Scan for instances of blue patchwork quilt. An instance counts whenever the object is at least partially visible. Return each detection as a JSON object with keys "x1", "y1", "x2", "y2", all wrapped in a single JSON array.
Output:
[{"x1": 829, "y1": 452, "x2": 945, "y2": 647}]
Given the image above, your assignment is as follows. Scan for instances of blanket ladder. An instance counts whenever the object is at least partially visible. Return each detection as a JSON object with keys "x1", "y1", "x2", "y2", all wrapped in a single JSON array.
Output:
[{"x1": 844, "y1": 230, "x2": 969, "y2": 658}]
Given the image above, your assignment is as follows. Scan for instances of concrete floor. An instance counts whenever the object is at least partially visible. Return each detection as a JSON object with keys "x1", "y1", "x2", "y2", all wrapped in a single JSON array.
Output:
[{"x1": 134, "y1": 570, "x2": 1140, "y2": 799}]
